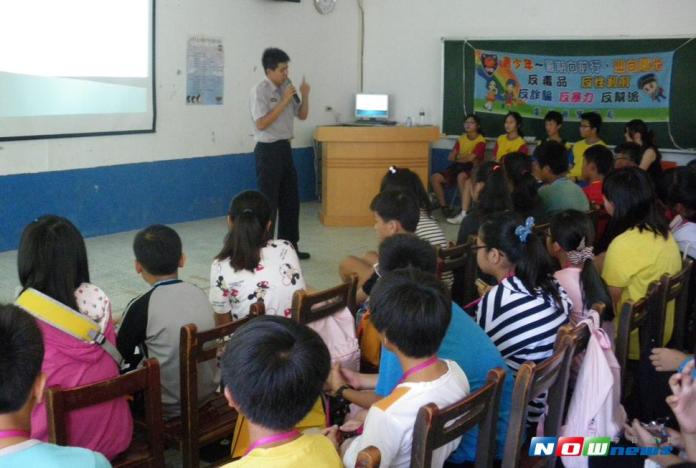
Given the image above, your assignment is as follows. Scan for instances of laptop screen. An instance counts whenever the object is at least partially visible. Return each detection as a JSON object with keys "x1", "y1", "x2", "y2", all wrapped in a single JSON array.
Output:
[{"x1": 355, "y1": 94, "x2": 388, "y2": 119}]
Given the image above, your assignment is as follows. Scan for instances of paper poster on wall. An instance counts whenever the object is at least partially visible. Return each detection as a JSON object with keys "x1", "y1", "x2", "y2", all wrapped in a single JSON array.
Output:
[
  {"x1": 473, "y1": 49, "x2": 673, "y2": 122},
  {"x1": 186, "y1": 36, "x2": 224, "y2": 105}
]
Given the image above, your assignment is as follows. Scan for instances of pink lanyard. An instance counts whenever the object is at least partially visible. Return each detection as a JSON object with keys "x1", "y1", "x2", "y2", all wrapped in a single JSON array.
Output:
[
  {"x1": 0, "y1": 430, "x2": 30, "y2": 439},
  {"x1": 398, "y1": 356, "x2": 439, "y2": 385},
  {"x1": 244, "y1": 429, "x2": 300, "y2": 456}
]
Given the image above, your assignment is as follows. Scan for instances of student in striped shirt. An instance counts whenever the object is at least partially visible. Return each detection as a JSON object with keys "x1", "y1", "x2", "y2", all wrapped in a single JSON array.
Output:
[{"x1": 474, "y1": 211, "x2": 571, "y2": 424}]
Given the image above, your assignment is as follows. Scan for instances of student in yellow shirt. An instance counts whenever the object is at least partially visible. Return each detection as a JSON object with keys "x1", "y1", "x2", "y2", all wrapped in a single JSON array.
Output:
[
  {"x1": 601, "y1": 167, "x2": 681, "y2": 418},
  {"x1": 569, "y1": 112, "x2": 606, "y2": 181},
  {"x1": 220, "y1": 316, "x2": 341, "y2": 468},
  {"x1": 493, "y1": 111, "x2": 528, "y2": 160}
]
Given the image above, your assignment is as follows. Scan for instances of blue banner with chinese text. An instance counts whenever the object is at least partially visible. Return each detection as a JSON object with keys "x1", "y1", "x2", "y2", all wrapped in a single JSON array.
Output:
[{"x1": 473, "y1": 49, "x2": 673, "y2": 122}]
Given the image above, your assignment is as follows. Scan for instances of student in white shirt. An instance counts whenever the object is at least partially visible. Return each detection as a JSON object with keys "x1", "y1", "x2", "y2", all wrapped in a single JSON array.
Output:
[
  {"x1": 330, "y1": 268, "x2": 470, "y2": 468},
  {"x1": 210, "y1": 190, "x2": 306, "y2": 323}
]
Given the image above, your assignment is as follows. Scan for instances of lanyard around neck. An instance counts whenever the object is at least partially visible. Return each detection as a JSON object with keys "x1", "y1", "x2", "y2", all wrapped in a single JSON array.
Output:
[
  {"x1": 0, "y1": 430, "x2": 30, "y2": 440},
  {"x1": 398, "y1": 356, "x2": 440, "y2": 385},
  {"x1": 245, "y1": 429, "x2": 300, "y2": 456}
]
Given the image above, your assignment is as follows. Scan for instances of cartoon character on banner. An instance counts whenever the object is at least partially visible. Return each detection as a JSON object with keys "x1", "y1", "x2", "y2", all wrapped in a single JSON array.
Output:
[
  {"x1": 505, "y1": 78, "x2": 518, "y2": 109},
  {"x1": 638, "y1": 73, "x2": 666, "y2": 102},
  {"x1": 485, "y1": 80, "x2": 499, "y2": 111},
  {"x1": 481, "y1": 53, "x2": 498, "y2": 77}
]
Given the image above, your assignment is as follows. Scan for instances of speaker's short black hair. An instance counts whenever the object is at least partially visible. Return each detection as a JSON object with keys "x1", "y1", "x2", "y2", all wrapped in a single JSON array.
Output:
[
  {"x1": 133, "y1": 225, "x2": 182, "y2": 276},
  {"x1": 262, "y1": 48, "x2": 290, "y2": 72},
  {"x1": 0, "y1": 304, "x2": 44, "y2": 413},
  {"x1": 534, "y1": 140, "x2": 569, "y2": 175},
  {"x1": 378, "y1": 234, "x2": 437, "y2": 274},
  {"x1": 221, "y1": 316, "x2": 330, "y2": 430},
  {"x1": 369, "y1": 268, "x2": 451, "y2": 358},
  {"x1": 583, "y1": 145, "x2": 614, "y2": 176},
  {"x1": 369, "y1": 190, "x2": 420, "y2": 233}
]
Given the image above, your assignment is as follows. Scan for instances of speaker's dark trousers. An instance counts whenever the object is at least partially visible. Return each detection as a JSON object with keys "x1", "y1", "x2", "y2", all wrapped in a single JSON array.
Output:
[{"x1": 254, "y1": 139, "x2": 300, "y2": 247}]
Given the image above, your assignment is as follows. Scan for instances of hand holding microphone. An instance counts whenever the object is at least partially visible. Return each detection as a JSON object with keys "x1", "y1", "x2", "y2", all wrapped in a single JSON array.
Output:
[{"x1": 284, "y1": 78, "x2": 301, "y2": 104}]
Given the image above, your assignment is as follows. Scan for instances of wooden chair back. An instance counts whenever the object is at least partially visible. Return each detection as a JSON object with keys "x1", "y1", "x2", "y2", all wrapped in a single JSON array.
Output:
[
  {"x1": 47, "y1": 359, "x2": 164, "y2": 468},
  {"x1": 615, "y1": 280, "x2": 661, "y2": 394},
  {"x1": 660, "y1": 258, "x2": 693, "y2": 349},
  {"x1": 291, "y1": 274, "x2": 358, "y2": 324},
  {"x1": 166, "y1": 306, "x2": 264, "y2": 468},
  {"x1": 355, "y1": 445, "x2": 381, "y2": 468},
  {"x1": 411, "y1": 368, "x2": 507, "y2": 468},
  {"x1": 502, "y1": 336, "x2": 574, "y2": 468}
]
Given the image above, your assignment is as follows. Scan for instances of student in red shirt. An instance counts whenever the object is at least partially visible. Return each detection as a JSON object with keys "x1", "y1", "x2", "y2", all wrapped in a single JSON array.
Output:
[{"x1": 581, "y1": 145, "x2": 614, "y2": 207}]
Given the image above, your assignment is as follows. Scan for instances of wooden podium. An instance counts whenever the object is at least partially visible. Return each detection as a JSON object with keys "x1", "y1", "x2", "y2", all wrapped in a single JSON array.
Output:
[{"x1": 314, "y1": 125, "x2": 440, "y2": 226}]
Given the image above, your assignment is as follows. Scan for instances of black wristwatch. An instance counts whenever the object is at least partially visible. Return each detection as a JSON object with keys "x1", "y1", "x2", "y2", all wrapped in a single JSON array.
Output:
[{"x1": 335, "y1": 384, "x2": 352, "y2": 400}]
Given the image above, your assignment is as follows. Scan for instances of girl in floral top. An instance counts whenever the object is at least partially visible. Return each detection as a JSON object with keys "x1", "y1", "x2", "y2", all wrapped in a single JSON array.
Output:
[{"x1": 210, "y1": 190, "x2": 306, "y2": 324}]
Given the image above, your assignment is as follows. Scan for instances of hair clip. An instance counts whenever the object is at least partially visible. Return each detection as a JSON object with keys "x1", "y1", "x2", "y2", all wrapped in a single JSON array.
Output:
[
  {"x1": 492, "y1": 164, "x2": 502, "y2": 172},
  {"x1": 514, "y1": 216, "x2": 535, "y2": 244},
  {"x1": 388, "y1": 166, "x2": 397, "y2": 174},
  {"x1": 242, "y1": 208, "x2": 253, "y2": 215}
]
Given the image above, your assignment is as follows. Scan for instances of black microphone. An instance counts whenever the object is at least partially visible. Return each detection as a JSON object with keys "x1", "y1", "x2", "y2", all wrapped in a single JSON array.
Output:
[{"x1": 285, "y1": 79, "x2": 301, "y2": 104}]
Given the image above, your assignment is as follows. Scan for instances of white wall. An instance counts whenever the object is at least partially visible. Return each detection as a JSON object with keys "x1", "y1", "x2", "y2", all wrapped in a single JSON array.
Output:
[
  {"x1": 361, "y1": 0, "x2": 696, "y2": 157},
  {"x1": 0, "y1": 0, "x2": 360, "y2": 176}
]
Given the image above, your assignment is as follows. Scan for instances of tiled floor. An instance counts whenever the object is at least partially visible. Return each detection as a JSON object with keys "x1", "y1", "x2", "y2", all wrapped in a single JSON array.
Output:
[{"x1": 0, "y1": 201, "x2": 460, "y2": 320}]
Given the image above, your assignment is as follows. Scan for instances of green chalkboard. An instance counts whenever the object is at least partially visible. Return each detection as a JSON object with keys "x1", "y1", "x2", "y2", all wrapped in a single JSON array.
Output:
[{"x1": 442, "y1": 38, "x2": 696, "y2": 150}]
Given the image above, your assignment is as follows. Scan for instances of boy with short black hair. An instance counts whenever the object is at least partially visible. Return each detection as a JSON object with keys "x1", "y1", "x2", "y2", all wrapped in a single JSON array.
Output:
[
  {"x1": 328, "y1": 235, "x2": 513, "y2": 465},
  {"x1": 536, "y1": 140, "x2": 590, "y2": 216},
  {"x1": 570, "y1": 111, "x2": 606, "y2": 180},
  {"x1": 339, "y1": 190, "x2": 420, "y2": 303},
  {"x1": 543, "y1": 110, "x2": 565, "y2": 144},
  {"x1": 219, "y1": 315, "x2": 340, "y2": 467},
  {"x1": 0, "y1": 304, "x2": 110, "y2": 467},
  {"x1": 117, "y1": 224, "x2": 218, "y2": 418},
  {"x1": 613, "y1": 142, "x2": 643, "y2": 169},
  {"x1": 338, "y1": 268, "x2": 470, "y2": 468},
  {"x1": 582, "y1": 145, "x2": 614, "y2": 206}
]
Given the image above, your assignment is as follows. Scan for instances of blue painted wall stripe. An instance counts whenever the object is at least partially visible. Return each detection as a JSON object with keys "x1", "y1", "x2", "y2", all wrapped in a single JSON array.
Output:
[{"x1": 0, "y1": 147, "x2": 447, "y2": 252}]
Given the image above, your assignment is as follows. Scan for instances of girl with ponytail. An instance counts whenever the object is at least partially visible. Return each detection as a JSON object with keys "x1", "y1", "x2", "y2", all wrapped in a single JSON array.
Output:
[
  {"x1": 547, "y1": 210, "x2": 613, "y2": 326},
  {"x1": 210, "y1": 190, "x2": 306, "y2": 323},
  {"x1": 475, "y1": 211, "x2": 571, "y2": 424}
]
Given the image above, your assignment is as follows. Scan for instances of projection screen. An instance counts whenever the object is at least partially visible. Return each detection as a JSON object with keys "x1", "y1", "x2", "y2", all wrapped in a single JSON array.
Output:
[{"x1": 0, "y1": 0, "x2": 155, "y2": 140}]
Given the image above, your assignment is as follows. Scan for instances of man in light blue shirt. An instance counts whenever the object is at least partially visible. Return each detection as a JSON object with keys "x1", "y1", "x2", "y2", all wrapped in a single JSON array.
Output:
[{"x1": 250, "y1": 47, "x2": 311, "y2": 259}]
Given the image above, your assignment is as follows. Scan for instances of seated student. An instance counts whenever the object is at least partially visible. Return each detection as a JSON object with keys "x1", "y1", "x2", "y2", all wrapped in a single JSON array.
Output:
[
  {"x1": 219, "y1": 315, "x2": 340, "y2": 468},
  {"x1": 569, "y1": 111, "x2": 606, "y2": 181},
  {"x1": 327, "y1": 234, "x2": 512, "y2": 466},
  {"x1": 666, "y1": 166, "x2": 696, "y2": 259},
  {"x1": 541, "y1": 110, "x2": 566, "y2": 145},
  {"x1": 602, "y1": 167, "x2": 682, "y2": 357},
  {"x1": 117, "y1": 225, "x2": 218, "y2": 419},
  {"x1": 16, "y1": 216, "x2": 132, "y2": 459},
  {"x1": 475, "y1": 212, "x2": 571, "y2": 423},
  {"x1": 613, "y1": 142, "x2": 643, "y2": 169},
  {"x1": 455, "y1": 161, "x2": 511, "y2": 241},
  {"x1": 493, "y1": 111, "x2": 528, "y2": 160},
  {"x1": 339, "y1": 268, "x2": 470, "y2": 468},
  {"x1": 380, "y1": 167, "x2": 452, "y2": 288},
  {"x1": 581, "y1": 145, "x2": 614, "y2": 207},
  {"x1": 625, "y1": 119, "x2": 664, "y2": 198},
  {"x1": 430, "y1": 114, "x2": 486, "y2": 218},
  {"x1": 547, "y1": 210, "x2": 613, "y2": 326},
  {"x1": 210, "y1": 190, "x2": 306, "y2": 322},
  {"x1": 502, "y1": 152, "x2": 547, "y2": 223},
  {"x1": 536, "y1": 140, "x2": 590, "y2": 216},
  {"x1": 0, "y1": 305, "x2": 111, "y2": 468},
  {"x1": 339, "y1": 190, "x2": 420, "y2": 304}
]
